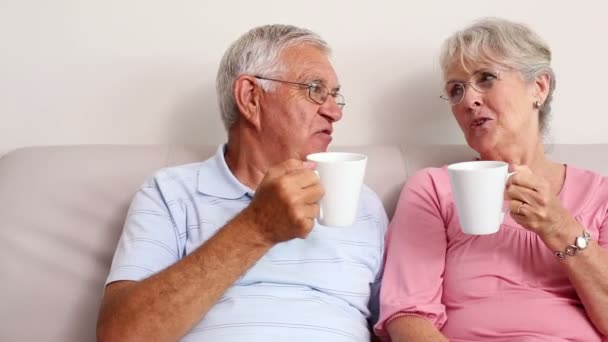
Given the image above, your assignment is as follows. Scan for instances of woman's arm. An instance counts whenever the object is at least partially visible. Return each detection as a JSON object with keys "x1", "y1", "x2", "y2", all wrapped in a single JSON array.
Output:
[
  {"x1": 374, "y1": 169, "x2": 449, "y2": 340},
  {"x1": 507, "y1": 165, "x2": 608, "y2": 335},
  {"x1": 540, "y1": 222, "x2": 608, "y2": 335},
  {"x1": 387, "y1": 316, "x2": 448, "y2": 342}
]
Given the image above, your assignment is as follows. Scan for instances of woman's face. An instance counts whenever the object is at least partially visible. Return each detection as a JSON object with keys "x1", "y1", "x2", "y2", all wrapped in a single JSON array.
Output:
[{"x1": 444, "y1": 61, "x2": 547, "y2": 156}]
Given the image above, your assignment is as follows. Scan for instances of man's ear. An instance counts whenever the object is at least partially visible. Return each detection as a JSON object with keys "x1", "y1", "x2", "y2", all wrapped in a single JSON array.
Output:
[{"x1": 234, "y1": 75, "x2": 262, "y2": 130}]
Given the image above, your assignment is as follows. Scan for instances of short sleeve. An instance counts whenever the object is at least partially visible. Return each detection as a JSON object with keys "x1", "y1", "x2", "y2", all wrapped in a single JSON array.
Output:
[{"x1": 105, "y1": 175, "x2": 181, "y2": 285}]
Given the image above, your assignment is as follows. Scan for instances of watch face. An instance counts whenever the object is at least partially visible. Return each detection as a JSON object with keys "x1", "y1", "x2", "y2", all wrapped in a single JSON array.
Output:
[{"x1": 576, "y1": 236, "x2": 589, "y2": 249}]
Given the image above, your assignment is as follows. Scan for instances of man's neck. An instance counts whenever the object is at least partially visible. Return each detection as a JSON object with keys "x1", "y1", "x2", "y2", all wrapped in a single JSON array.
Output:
[{"x1": 224, "y1": 128, "x2": 280, "y2": 191}]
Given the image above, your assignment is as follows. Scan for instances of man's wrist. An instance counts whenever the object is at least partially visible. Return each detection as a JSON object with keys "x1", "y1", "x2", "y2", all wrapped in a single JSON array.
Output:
[{"x1": 231, "y1": 208, "x2": 274, "y2": 249}]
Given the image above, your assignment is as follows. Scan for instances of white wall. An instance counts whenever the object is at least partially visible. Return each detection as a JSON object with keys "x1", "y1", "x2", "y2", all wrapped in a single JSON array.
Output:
[{"x1": 1, "y1": 0, "x2": 606, "y2": 155}]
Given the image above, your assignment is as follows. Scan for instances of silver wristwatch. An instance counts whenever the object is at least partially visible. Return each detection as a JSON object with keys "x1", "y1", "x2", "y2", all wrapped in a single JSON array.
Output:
[{"x1": 554, "y1": 230, "x2": 591, "y2": 260}]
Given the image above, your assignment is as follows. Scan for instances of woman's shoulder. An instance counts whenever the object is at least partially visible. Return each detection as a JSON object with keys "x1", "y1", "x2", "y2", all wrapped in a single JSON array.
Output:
[
  {"x1": 565, "y1": 165, "x2": 608, "y2": 191},
  {"x1": 400, "y1": 166, "x2": 453, "y2": 203},
  {"x1": 564, "y1": 164, "x2": 608, "y2": 212},
  {"x1": 406, "y1": 166, "x2": 450, "y2": 187}
]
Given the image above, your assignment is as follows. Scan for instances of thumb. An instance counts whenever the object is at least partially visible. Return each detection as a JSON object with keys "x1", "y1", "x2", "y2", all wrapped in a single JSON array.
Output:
[{"x1": 302, "y1": 161, "x2": 316, "y2": 170}]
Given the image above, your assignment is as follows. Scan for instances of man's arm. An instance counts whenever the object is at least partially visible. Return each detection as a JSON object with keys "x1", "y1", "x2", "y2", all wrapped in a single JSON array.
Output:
[{"x1": 97, "y1": 160, "x2": 323, "y2": 342}]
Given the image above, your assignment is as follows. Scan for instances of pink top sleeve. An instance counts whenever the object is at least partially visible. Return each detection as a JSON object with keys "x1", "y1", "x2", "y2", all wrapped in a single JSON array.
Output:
[
  {"x1": 374, "y1": 168, "x2": 448, "y2": 339},
  {"x1": 598, "y1": 202, "x2": 608, "y2": 249}
]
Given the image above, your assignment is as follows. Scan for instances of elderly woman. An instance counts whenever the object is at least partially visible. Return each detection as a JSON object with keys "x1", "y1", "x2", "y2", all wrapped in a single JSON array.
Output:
[{"x1": 375, "y1": 18, "x2": 608, "y2": 341}]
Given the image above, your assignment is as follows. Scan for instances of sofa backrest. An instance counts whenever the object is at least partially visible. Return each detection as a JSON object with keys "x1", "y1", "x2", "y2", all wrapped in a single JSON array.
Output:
[
  {"x1": 0, "y1": 143, "x2": 606, "y2": 342},
  {"x1": 0, "y1": 144, "x2": 404, "y2": 342},
  {"x1": 402, "y1": 144, "x2": 608, "y2": 176}
]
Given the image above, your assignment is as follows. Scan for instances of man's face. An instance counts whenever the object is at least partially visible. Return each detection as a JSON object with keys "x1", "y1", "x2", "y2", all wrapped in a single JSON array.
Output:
[{"x1": 257, "y1": 45, "x2": 343, "y2": 161}]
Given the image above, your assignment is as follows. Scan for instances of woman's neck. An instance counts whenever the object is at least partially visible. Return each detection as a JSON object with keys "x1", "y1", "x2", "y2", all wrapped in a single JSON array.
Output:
[{"x1": 479, "y1": 142, "x2": 565, "y2": 195}]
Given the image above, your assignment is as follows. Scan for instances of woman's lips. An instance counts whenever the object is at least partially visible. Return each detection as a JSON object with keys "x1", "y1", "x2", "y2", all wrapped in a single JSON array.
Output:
[{"x1": 471, "y1": 117, "x2": 492, "y2": 128}]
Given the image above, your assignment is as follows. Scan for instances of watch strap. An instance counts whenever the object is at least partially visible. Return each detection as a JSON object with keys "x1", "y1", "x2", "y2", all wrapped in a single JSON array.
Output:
[{"x1": 554, "y1": 230, "x2": 591, "y2": 260}]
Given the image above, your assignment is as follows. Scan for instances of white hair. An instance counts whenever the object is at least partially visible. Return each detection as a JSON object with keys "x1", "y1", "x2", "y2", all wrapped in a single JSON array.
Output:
[
  {"x1": 439, "y1": 17, "x2": 556, "y2": 132},
  {"x1": 216, "y1": 24, "x2": 331, "y2": 130}
]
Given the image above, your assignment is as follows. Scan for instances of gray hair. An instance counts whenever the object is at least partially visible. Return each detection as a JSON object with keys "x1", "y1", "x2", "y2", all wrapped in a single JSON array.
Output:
[
  {"x1": 216, "y1": 24, "x2": 331, "y2": 130},
  {"x1": 439, "y1": 17, "x2": 556, "y2": 132}
]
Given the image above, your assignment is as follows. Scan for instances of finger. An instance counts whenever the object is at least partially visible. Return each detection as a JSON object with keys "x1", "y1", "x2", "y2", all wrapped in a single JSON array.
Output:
[
  {"x1": 296, "y1": 205, "x2": 318, "y2": 229},
  {"x1": 509, "y1": 164, "x2": 531, "y2": 173},
  {"x1": 509, "y1": 199, "x2": 528, "y2": 216},
  {"x1": 506, "y1": 184, "x2": 539, "y2": 206},
  {"x1": 305, "y1": 203, "x2": 320, "y2": 219},
  {"x1": 301, "y1": 183, "x2": 325, "y2": 204},
  {"x1": 298, "y1": 204, "x2": 319, "y2": 232},
  {"x1": 302, "y1": 161, "x2": 316, "y2": 170},
  {"x1": 298, "y1": 217, "x2": 316, "y2": 238},
  {"x1": 266, "y1": 159, "x2": 306, "y2": 180},
  {"x1": 286, "y1": 168, "x2": 321, "y2": 189},
  {"x1": 508, "y1": 170, "x2": 540, "y2": 192}
]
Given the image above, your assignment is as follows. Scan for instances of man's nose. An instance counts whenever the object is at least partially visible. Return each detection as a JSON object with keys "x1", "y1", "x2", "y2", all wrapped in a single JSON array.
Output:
[{"x1": 319, "y1": 97, "x2": 343, "y2": 122}]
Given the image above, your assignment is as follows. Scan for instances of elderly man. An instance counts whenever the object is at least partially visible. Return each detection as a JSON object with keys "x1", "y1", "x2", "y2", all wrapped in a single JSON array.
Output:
[{"x1": 97, "y1": 24, "x2": 387, "y2": 342}]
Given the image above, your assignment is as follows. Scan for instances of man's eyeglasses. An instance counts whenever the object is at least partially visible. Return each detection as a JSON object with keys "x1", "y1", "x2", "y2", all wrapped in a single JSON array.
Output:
[
  {"x1": 254, "y1": 76, "x2": 345, "y2": 109},
  {"x1": 440, "y1": 70, "x2": 503, "y2": 105}
]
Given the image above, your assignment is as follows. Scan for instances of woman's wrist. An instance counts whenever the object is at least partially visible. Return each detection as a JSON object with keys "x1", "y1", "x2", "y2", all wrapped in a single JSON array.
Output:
[{"x1": 539, "y1": 215, "x2": 582, "y2": 253}]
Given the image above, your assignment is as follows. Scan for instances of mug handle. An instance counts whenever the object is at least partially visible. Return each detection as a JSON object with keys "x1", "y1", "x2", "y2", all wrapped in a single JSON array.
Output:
[{"x1": 500, "y1": 171, "x2": 518, "y2": 221}]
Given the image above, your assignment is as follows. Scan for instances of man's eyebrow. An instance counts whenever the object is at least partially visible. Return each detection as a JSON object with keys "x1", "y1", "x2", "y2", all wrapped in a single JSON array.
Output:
[
  {"x1": 302, "y1": 75, "x2": 340, "y2": 92},
  {"x1": 301, "y1": 75, "x2": 325, "y2": 84}
]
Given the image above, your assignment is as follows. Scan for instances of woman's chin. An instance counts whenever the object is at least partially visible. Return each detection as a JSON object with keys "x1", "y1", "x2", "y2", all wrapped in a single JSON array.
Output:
[{"x1": 466, "y1": 135, "x2": 497, "y2": 154}]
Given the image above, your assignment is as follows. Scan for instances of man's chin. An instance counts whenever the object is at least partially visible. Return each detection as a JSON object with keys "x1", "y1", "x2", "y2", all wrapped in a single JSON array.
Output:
[
  {"x1": 303, "y1": 142, "x2": 330, "y2": 158},
  {"x1": 314, "y1": 133, "x2": 333, "y2": 150}
]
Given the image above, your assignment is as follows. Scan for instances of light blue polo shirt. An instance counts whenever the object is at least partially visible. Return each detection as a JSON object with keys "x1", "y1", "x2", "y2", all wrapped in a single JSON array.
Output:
[{"x1": 106, "y1": 144, "x2": 388, "y2": 342}]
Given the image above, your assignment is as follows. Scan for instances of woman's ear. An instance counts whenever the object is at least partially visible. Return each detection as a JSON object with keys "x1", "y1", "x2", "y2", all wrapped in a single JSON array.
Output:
[
  {"x1": 234, "y1": 75, "x2": 262, "y2": 130},
  {"x1": 534, "y1": 72, "x2": 551, "y2": 105}
]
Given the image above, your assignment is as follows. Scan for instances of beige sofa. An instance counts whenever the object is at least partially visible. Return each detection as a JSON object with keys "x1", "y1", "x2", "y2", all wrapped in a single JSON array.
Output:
[{"x1": 1, "y1": 144, "x2": 606, "y2": 341}]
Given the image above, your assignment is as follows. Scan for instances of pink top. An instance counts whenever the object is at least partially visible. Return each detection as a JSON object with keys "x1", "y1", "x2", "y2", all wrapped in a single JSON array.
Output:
[{"x1": 375, "y1": 165, "x2": 608, "y2": 341}]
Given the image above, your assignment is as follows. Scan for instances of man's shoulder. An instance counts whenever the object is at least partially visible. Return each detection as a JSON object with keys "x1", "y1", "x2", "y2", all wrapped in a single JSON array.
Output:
[
  {"x1": 360, "y1": 184, "x2": 388, "y2": 226},
  {"x1": 360, "y1": 184, "x2": 382, "y2": 207},
  {"x1": 151, "y1": 162, "x2": 205, "y2": 183},
  {"x1": 146, "y1": 162, "x2": 205, "y2": 185},
  {"x1": 142, "y1": 161, "x2": 208, "y2": 195}
]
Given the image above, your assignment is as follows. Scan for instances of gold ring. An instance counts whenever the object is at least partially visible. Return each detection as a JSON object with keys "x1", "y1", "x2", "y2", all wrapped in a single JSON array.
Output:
[{"x1": 517, "y1": 202, "x2": 527, "y2": 215}]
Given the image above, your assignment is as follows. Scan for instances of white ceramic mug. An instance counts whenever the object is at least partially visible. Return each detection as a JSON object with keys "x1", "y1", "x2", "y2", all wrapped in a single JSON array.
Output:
[
  {"x1": 306, "y1": 152, "x2": 367, "y2": 227},
  {"x1": 448, "y1": 161, "x2": 515, "y2": 235}
]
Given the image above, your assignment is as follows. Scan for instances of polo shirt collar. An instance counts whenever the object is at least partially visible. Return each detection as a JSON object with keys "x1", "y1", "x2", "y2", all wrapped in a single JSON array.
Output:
[{"x1": 197, "y1": 144, "x2": 254, "y2": 199}]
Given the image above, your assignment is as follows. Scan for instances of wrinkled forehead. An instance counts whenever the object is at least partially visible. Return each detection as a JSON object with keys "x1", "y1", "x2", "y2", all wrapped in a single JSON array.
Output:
[{"x1": 280, "y1": 45, "x2": 339, "y2": 86}]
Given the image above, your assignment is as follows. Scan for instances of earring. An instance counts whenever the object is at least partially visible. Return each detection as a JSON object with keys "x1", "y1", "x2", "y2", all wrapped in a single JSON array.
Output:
[{"x1": 533, "y1": 100, "x2": 541, "y2": 109}]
